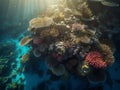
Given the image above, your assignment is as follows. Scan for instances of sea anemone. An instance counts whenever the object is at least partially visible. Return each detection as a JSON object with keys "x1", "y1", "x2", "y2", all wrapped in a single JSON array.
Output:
[
  {"x1": 20, "y1": 36, "x2": 32, "y2": 46},
  {"x1": 85, "y1": 51, "x2": 107, "y2": 68},
  {"x1": 99, "y1": 44, "x2": 114, "y2": 66}
]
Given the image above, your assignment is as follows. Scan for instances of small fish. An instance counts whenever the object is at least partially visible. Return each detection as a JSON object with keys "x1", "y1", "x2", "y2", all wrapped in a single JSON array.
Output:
[{"x1": 101, "y1": 1, "x2": 119, "y2": 7}]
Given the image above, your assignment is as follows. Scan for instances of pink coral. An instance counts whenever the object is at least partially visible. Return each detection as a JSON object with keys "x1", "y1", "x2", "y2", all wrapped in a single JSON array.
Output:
[
  {"x1": 85, "y1": 51, "x2": 107, "y2": 68},
  {"x1": 33, "y1": 36, "x2": 41, "y2": 44}
]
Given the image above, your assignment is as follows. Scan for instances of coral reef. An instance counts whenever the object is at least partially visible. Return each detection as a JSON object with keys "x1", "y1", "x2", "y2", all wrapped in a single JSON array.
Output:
[
  {"x1": 19, "y1": 0, "x2": 115, "y2": 77},
  {"x1": 18, "y1": 0, "x2": 119, "y2": 89}
]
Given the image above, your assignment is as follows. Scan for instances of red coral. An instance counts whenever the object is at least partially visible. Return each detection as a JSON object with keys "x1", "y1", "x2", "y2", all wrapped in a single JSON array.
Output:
[{"x1": 85, "y1": 51, "x2": 107, "y2": 68}]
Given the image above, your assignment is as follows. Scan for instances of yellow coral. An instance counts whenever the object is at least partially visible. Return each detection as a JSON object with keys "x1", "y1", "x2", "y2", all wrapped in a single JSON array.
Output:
[
  {"x1": 20, "y1": 36, "x2": 32, "y2": 46},
  {"x1": 29, "y1": 17, "x2": 54, "y2": 30},
  {"x1": 20, "y1": 53, "x2": 29, "y2": 63},
  {"x1": 77, "y1": 62, "x2": 91, "y2": 76}
]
